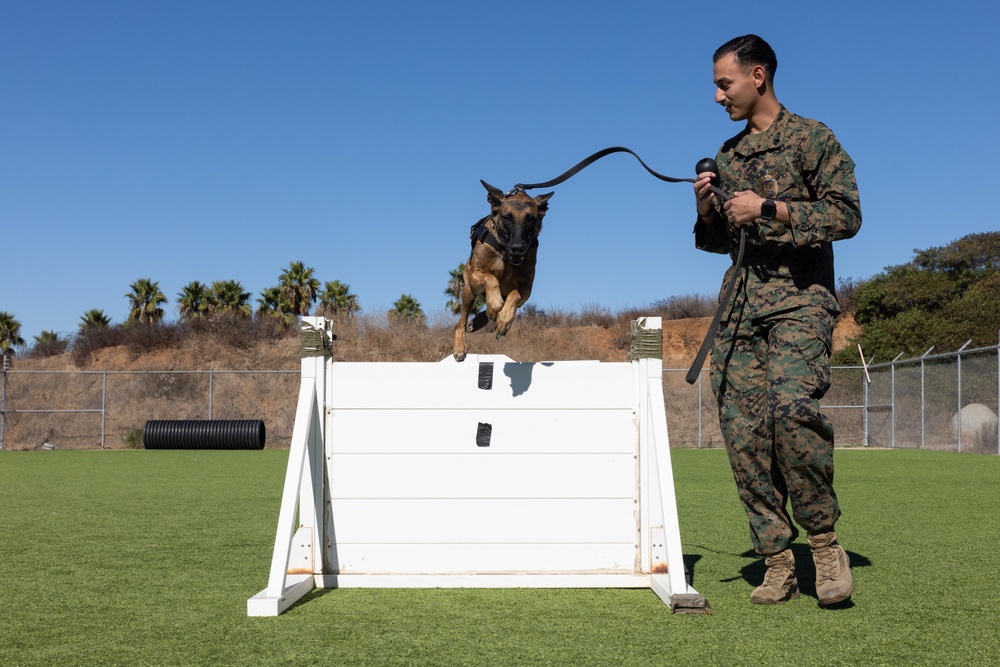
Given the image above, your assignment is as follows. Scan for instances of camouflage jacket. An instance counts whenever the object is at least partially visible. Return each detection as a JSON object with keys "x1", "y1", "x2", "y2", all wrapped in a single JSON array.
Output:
[{"x1": 694, "y1": 106, "x2": 861, "y2": 318}]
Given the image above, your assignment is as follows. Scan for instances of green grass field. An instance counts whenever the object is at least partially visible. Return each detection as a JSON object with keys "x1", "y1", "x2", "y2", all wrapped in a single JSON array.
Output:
[{"x1": 2, "y1": 448, "x2": 998, "y2": 666}]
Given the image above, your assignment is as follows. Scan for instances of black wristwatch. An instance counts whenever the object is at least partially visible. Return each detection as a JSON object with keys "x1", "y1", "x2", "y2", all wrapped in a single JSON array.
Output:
[{"x1": 760, "y1": 198, "x2": 777, "y2": 221}]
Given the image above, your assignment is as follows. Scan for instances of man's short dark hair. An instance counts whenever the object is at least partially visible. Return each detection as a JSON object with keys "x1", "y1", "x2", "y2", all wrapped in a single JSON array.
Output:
[{"x1": 714, "y1": 34, "x2": 777, "y2": 82}]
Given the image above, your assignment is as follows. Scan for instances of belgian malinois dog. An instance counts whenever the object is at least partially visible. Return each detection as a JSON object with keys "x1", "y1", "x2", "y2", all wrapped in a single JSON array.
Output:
[{"x1": 452, "y1": 181, "x2": 553, "y2": 362}]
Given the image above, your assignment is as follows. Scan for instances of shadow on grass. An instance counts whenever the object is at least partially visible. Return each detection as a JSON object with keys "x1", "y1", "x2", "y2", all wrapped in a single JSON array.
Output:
[
  {"x1": 738, "y1": 545, "x2": 872, "y2": 608},
  {"x1": 285, "y1": 586, "x2": 338, "y2": 613},
  {"x1": 683, "y1": 554, "x2": 703, "y2": 585}
]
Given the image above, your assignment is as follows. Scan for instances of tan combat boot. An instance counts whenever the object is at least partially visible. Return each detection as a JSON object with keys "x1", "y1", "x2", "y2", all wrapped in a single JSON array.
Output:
[
  {"x1": 809, "y1": 531, "x2": 854, "y2": 606},
  {"x1": 750, "y1": 548, "x2": 800, "y2": 605}
]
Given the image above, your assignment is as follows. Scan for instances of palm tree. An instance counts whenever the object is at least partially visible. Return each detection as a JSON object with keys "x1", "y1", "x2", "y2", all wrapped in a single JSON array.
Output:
[
  {"x1": 0, "y1": 311, "x2": 26, "y2": 358},
  {"x1": 390, "y1": 294, "x2": 425, "y2": 324},
  {"x1": 278, "y1": 261, "x2": 320, "y2": 318},
  {"x1": 316, "y1": 280, "x2": 361, "y2": 321},
  {"x1": 79, "y1": 309, "x2": 112, "y2": 331},
  {"x1": 208, "y1": 280, "x2": 252, "y2": 317},
  {"x1": 444, "y1": 263, "x2": 483, "y2": 316},
  {"x1": 31, "y1": 330, "x2": 67, "y2": 357},
  {"x1": 33, "y1": 330, "x2": 60, "y2": 345},
  {"x1": 125, "y1": 278, "x2": 168, "y2": 325},
  {"x1": 177, "y1": 281, "x2": 212, "y2": 320},
  {"x1": 256, "y1": 287, "x2": 296, "y2": 326}
]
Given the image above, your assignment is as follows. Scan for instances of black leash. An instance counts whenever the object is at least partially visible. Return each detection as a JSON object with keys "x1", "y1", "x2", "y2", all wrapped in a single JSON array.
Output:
[
  {"x1": 516, "y1": 146, "x2": 696, "y2": 190},
  {"x1": 684, "y1": 229, "x2": 744, "y2": 384},
  {"x1": 514, "y1": 145, "x2": 729, "y2": 202},
  {"x1": 511, "y1": 146, "x2": 742, "y2": 384}
]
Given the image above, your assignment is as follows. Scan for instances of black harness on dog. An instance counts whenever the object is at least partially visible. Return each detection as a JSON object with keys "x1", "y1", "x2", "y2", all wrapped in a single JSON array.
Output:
[{"x1": 469, "y1": 214, "x2": 538, "y2": 267}]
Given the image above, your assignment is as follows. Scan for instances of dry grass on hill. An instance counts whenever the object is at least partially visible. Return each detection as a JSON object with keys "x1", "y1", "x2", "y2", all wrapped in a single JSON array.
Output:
[
  {"x1": 15, "y1": 312, "x2": 860, "y2": 372},
  {"x1": 5, "y1": 311, "x2": 861, "y2": 451}
]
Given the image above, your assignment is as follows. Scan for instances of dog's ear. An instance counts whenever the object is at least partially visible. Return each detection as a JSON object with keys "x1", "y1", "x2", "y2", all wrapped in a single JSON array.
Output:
[
  {"x1": 481, "y1": 180, "x2": 505, "y2": 209},
  {"x1": 534, "y1": 191, "x2": 554, "y2": 217}
]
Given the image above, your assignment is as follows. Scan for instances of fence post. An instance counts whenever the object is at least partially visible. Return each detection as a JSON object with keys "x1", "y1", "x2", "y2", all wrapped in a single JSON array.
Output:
[
  {"x1": 957, "y1": 347, "x2": 962, "y2": 453},
  {"x1": 1, "y1": 354, "x2": 8, "y2": 450},
  {"x1": 862, "y1": 366, "x2": 869, "y2": 447},
  {"x1": 921, "y1": 347, "x2": 935, "y2": 450},
  {"x1": 891, "y1": 352, "x2": 904, "y2": 449},
  {"x1": 956, "y1": 340, "x2": 971, "y2": 453},
  {"x1": 101, "y1": 371, "x2": 107, "y2": 449},
  {"x1": 921, "y1": 356, "x2": 926, "y2": 451}
]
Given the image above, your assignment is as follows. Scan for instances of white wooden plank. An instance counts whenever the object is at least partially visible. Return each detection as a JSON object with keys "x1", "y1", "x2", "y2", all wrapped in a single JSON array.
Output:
[
  {"x1": 327, "y1": 453, "x2": 637, "y2": 499},
  {"x1": 318, "y1": 573, "x2": 650, "y2": 589},
  {"x1": 330, "y1": 359, "x2": 635, "y2": 409},
  {"x1": 327, "y1": 543, "x2": 639, "y2": 574},
  {"x1": 326, "y1": 498, "x2": 637, "y2": 543},
  {"x1": 327, "y1": 409, "x2": 637, "y2": 455}
]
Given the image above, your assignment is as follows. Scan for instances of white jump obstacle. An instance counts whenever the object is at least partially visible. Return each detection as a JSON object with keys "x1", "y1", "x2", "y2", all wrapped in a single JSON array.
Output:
[{"x1": 247, "y1": 316, "x2": 708, "y2": 616}]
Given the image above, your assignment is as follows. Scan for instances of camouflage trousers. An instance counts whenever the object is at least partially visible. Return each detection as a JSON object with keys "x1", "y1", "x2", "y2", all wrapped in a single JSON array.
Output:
[{"x1": 710, "y1": 301, "x2": 841, "y2": 555}]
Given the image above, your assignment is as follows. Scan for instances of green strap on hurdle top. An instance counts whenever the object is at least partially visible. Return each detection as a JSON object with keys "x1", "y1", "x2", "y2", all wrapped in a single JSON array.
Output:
[
  {"x1": 300, "y1": 321, "x2": 335, "y2": 358},
  {"x1": 627, "y1": 320, "x2": 663, "y2": 361}
]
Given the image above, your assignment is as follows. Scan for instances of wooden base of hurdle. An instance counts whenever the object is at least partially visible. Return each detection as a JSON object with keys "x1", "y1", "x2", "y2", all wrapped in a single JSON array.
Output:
[{"x1": 247, "y1": 316, "x2": 708, "y2": 616}]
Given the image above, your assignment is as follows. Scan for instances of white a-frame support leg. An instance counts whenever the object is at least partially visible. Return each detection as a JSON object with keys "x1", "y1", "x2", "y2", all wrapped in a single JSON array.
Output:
[
  {"x1": 247, "y1": 341, "x2": 327, "y2": 617},
  {"x1": 637, "y1": 346, "x2": 708, "y2": 612}
]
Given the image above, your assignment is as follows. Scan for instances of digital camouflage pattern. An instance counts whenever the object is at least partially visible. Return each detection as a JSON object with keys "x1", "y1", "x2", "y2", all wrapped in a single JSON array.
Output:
[
  {"x1": 695, "y1": 105, "x2": 862, "y2": 318},
  {"x1": 694, "y1": 106, "x2": 861, "y2": 555},
  {"x1": 710, "y1": 302, "x2": 840, "y2": 553}
]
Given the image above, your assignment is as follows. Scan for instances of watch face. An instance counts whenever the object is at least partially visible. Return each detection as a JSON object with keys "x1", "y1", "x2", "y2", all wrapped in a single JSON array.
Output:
[{"x1": 761, "y1": 200, "x2": 776, "y2": 220}]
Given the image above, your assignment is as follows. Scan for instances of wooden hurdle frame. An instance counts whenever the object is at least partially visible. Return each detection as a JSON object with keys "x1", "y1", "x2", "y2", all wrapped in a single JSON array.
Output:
[{"x1": 248, "y1": 316, "x2": 707, "y2": 616}]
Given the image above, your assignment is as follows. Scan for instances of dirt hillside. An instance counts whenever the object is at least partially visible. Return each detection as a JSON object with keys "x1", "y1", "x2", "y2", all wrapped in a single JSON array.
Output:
[
  {"x1": 661, "y1": 314, "x2": 860, "y2": 365},
  {"x1": 15, "y1": 315, "x2": 861, "y2": 371}
]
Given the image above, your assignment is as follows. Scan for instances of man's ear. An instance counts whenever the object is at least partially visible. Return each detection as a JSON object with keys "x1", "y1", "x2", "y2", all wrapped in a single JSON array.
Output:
[{"x1": 752, "y1": 64, "x2": 767, "y2": 89}]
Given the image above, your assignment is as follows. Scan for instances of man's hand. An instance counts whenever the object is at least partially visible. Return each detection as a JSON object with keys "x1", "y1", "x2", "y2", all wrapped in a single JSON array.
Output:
[
  {"x1": 693, "y1": 172, "x2": 718, "y2": 217},
  {"x1": 722, "y1": 190, "x2": 766, "y2": 227}
]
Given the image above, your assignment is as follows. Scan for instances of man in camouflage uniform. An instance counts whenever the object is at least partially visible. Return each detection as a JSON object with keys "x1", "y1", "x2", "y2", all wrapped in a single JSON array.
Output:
[{"x1": 692, "y1": 35, "x2": 861, "y2": 606}]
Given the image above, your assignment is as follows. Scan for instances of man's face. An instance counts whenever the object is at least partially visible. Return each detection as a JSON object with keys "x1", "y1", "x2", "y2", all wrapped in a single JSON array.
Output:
[{"x1": 713, "y1": 53, "x2": 761, "y2": 122}]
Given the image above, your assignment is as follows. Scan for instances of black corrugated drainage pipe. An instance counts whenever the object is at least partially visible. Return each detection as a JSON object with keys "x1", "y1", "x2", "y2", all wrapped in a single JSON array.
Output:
[{"x1": 143, "y1": 420, "x2": 266, "y2": 450}]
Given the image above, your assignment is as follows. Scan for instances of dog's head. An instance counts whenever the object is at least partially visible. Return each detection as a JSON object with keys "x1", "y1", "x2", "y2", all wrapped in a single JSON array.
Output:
[{"x1": 481, "y1": 180, "x2": 553, "y2": 262}]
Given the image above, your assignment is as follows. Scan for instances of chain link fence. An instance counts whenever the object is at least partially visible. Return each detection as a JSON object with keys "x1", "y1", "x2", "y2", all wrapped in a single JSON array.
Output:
[
  {"x1": 0, "y1": 369, "x2": 297, "y2": 450},
  {"x1": 664, "y1": 364, "x2": 869, "y2": 449},
  {"x1": 2, "y1": 343, "x2": 997, "y2": 453},
  {"x1": 864, "y1": 343, "x2": 999, "y2": 454}
]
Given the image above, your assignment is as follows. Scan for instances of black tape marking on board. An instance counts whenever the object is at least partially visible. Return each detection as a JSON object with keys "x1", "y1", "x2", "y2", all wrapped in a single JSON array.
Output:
[
  {"x1": 476, "y1": 422, "x2": 492, "y2": 447},
  {"x1": 478, "y1": 361, "x2": 494, "y2": 390}
]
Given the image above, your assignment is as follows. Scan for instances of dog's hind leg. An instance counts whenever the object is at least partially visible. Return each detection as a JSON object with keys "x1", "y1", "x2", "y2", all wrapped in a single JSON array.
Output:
[
  {"x1": 453, "y1": 311, "x2": 470, "y2": 361},
  {"x1": 453, "y1": 320, "x2": 468, "y2": 362},
  {"x1": 453, "y1": 280, "x2": 477, "y2": 362}
]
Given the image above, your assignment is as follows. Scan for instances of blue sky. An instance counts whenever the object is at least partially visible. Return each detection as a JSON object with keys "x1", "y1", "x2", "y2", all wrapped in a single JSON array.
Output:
[{"x1": 3, "y1": 1, "x2": 997, "y2": 344}]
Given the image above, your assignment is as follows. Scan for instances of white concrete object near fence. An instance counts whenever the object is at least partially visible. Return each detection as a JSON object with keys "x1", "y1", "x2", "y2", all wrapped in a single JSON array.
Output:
[{"x1": 247, "y1": 316, "x2": 708, "y2": 616}]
